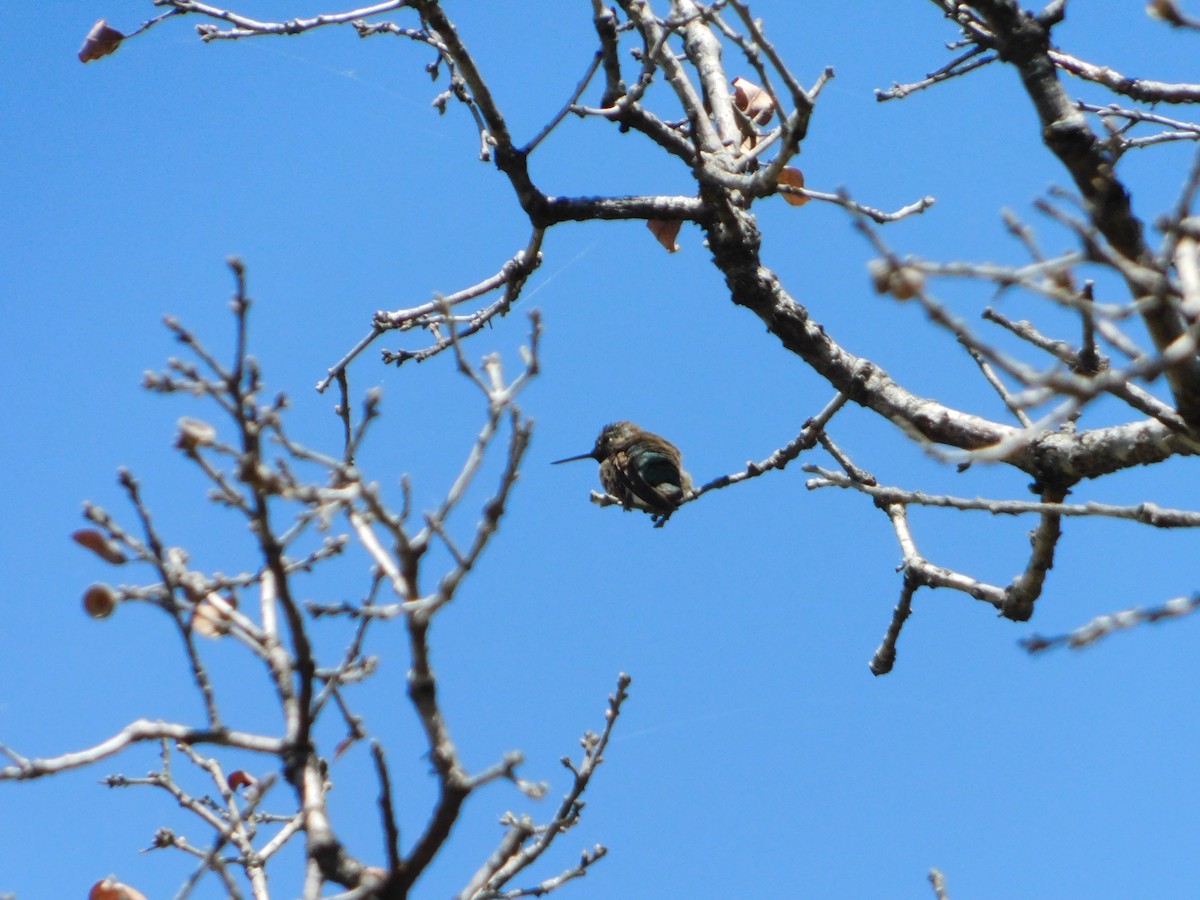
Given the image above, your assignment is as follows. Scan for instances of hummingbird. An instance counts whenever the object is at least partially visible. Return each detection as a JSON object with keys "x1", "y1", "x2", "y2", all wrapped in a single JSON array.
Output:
[{"x1": 553, "y1": 421, "x2": 693, "y2": 525}]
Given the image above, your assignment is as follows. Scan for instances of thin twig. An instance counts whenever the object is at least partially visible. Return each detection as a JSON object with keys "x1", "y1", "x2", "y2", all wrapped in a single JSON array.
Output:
[
  {"x1": 691, "y1": 392, "x2": 847, "y2": 499},
  {"x1": 1022, "y1": 594, "x2": 1200, "y2": 653},
  {"x1": 804, "y1": 466, "x2": 1200, "y2": 527}
]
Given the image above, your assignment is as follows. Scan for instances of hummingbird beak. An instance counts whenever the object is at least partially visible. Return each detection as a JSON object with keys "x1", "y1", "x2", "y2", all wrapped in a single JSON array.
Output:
[{"x1": 551, "y1": 451, "x2": 595, "y2": 465}]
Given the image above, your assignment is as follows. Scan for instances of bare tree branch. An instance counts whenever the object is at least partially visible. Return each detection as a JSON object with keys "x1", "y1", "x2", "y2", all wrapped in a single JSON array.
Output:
[{"x1": 0, "y1": 721, "x2": 283, "y2": 781}]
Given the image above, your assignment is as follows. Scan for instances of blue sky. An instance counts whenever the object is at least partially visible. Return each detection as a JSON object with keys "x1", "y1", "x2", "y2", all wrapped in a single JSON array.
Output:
[{"x1": 3, "y1": 2, "x2": 1200, "y2": 898}]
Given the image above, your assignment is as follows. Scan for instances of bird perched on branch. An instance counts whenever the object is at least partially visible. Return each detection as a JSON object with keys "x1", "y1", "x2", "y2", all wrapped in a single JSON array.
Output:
[{"x1": 553, "y1": 421, "x2": 693, "y2": 526}]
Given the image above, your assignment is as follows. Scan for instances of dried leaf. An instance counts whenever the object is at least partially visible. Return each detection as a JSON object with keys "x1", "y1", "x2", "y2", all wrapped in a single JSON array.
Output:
[
  {"x1": 72, "y1": 529, "x2": 127, "y2": 565},
  {"x1": 868, "y1": 259, "x2": 892, "y2": 295},
  {"x1": 777, "y1": 167, "x2": 809, "y2": 206},
  {"x1": 176, "y1": 416, "x2": 217, "y2": 451},
  {"x1": 89, "y1": 878, "x2": 149, "y2": 900},
  {"x1": 79, "y1": 20, "x2": 125, "y2": 64},
  {"x1": 647, "y1": 219, "x2": 681, "y2": 253},
  {"x1": 888, "y1": 266, "x2": 925, "y2": 300},
  {"x1": 191, "y1": 594, "x2": 236, "y2": 638},
  {"x1": 227, "y1": 769, "x2": 258, "y2": 791},
  {"x1": 1048, "y1": 267, "x2": 1076, "y2": 293},
  {"x1": 83, "y1": 583, "x2": 118, "y2": 619},
  {"x1": 1147, "y1": 0, "x2": 1186, "y2": 25},
  {"x1": 732, "y1": 76, "x2": 775, "y2": 125},
  {"x1": 867, "y1": 259, "x2": 924, "y2": 300}
]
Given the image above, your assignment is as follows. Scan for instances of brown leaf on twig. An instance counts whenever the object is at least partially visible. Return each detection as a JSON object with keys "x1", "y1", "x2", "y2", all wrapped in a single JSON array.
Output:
[
  {"x1": 867, "y1": 259, "x2": 924, "y2": 300},
  {"x1": 732, "y1": 77, "x2": 775, "y2": 153},
  {"x1": 72, "y1": 529, "x2": 127, "y2": 565},
  {"x1": 191, "y1": 593, "x2": 237, "y2": 638},
  {"x1": 176, "y1": 417, "x2": 217, "y2": 451},
  {"x1": 777, "y1": 167, "x2": 809, "y2": 207},
  {"x1": 83, "y1": 583, "x2": 118, "y2": 619},
  {"x1": 888, "y1": 266, "x2": 924, "y2": 300},
  {"x1": 90, "y1": 878, "x2": 149, "y2": 900},
  {"x1": 227, "y1": 769, "x2": 258, "y2": 791},
  {"x1": 732, "y1": 76, "x2": 774, "y2": 125},
  {"x1": 79, "y1": 20, "x2": 125, "y2": 63},
  {"x1": 647, "y1": 219, "x2": 682, "y2": 253},
  {"x1": 868, "y1": 259, "x2": 892, "y2": 294},
  {"x1": 1049, "y1": 267, "x2": 1076, "y2": 293},
  {"x1": 1147, "y1": 0, "x2": 1186, "y2": 25}
]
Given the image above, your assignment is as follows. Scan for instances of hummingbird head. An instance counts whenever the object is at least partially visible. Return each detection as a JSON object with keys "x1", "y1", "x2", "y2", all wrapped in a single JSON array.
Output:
[
  {"x1": 551, "y1": 421, "x2": 639, "y2": 465},
  {"x1": 592, "y1": 421, "x2": 643, "y2": 457}
]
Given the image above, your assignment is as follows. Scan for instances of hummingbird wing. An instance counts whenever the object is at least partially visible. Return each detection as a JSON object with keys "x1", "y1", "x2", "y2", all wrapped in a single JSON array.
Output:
[{"x1": 623, "y1": 443, "x2": 685, "y2": 512}]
